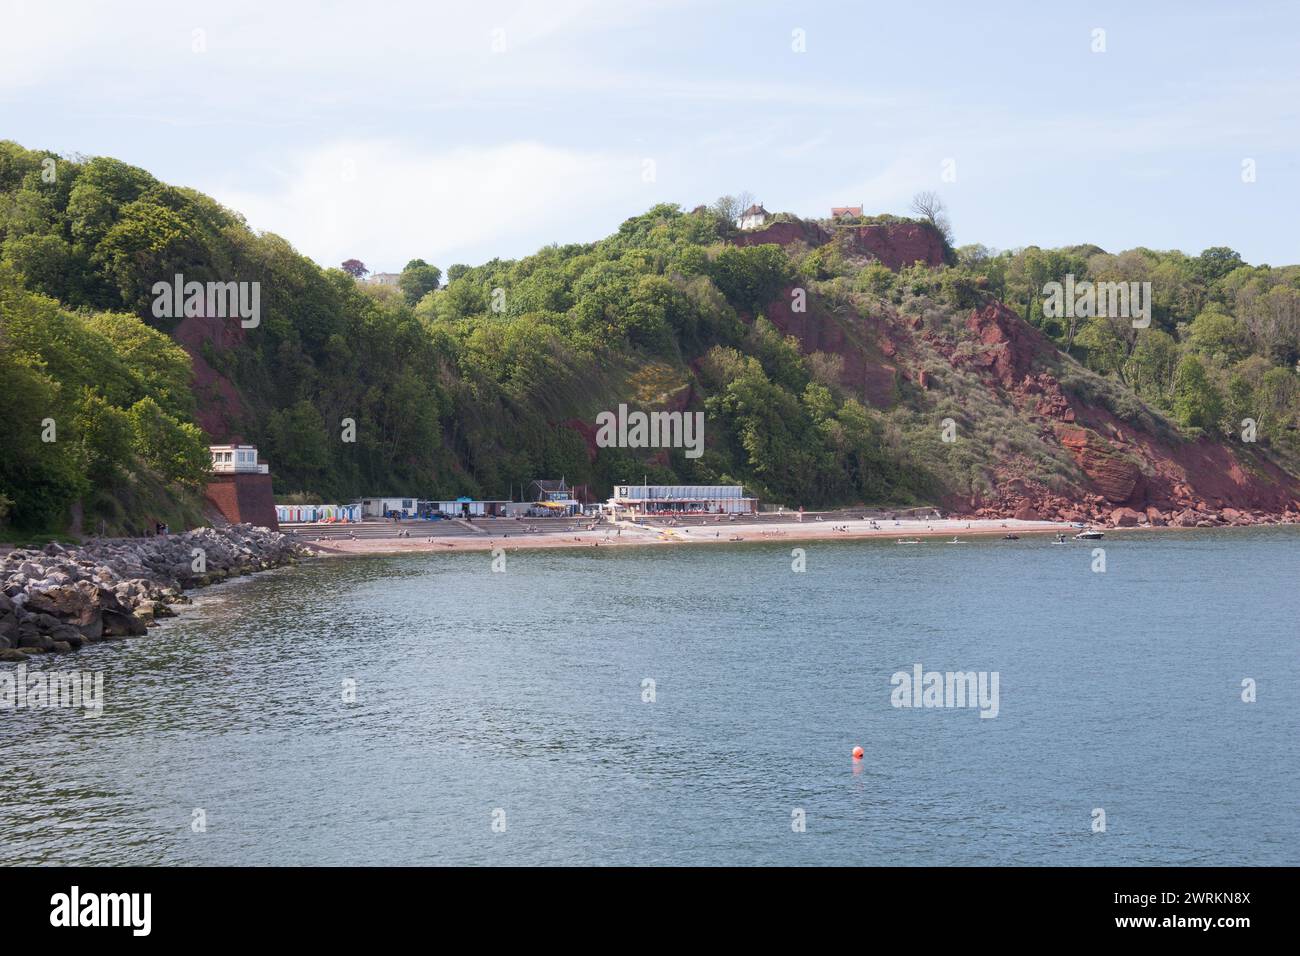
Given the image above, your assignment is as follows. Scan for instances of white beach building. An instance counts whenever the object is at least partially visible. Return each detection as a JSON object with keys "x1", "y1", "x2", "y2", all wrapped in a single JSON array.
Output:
[
  {"x1": 361, "y1": 497, "x2": 417, "y2": 518},
  {"x1": 607, "y1": 484, "x2": 757, "y2": 516}
]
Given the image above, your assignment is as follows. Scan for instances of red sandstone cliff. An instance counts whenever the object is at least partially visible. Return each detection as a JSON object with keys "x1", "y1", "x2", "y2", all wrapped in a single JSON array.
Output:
[
  {"x1": 173, "y1": 315, "x2": 251, "y2": 441},
  {"x1": 756, "y1": 276, "x2": 1300, "y2": 526},
  {"x1": 949, "y1": 303, "x2": 1300, "y2": 525},
  {"x1": 735, "y1": 219, "x2": 947, "y2": 270}
]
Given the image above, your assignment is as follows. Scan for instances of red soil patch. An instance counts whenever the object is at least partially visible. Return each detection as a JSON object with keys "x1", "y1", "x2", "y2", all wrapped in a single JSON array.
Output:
[{"x1": 172, "y1": 315, "x2": 250, "y2": 441}]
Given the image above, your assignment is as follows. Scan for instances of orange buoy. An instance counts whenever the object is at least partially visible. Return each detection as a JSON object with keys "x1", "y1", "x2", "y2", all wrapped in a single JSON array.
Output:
[{"x1": 852, "y1": 746, "x2": 864, "y2": 760}]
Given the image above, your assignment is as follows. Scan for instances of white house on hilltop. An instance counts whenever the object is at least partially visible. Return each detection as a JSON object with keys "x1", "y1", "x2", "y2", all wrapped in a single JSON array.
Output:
[{"x1": 736, "y1": 204, "x2": 770, "y2": 230}]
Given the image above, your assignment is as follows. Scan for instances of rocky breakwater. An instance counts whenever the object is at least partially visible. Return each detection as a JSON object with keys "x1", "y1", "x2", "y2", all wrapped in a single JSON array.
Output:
[{"x1": 0, "y1": 525, "x2": 306, "y2": 661}]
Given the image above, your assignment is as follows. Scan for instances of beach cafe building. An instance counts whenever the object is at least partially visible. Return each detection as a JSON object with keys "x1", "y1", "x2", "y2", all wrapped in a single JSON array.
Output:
[
  {"x1": 527, "y1": 479, "x2": 582, "y2": 516},
  {"x1": 607, "y1": 484, "x2": 757, "y2": 516}
]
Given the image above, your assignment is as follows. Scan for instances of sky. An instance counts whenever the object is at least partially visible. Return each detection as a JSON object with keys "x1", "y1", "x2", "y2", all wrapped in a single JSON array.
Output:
[{"x1": 3, "y1": 0, "x2": 1298, "y2": 273}]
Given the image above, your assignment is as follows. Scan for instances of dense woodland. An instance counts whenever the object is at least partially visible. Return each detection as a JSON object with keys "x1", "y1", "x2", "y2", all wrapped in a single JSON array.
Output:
[{"x1": 1, "y1": 141, "x2": 1297, "y2": 536}]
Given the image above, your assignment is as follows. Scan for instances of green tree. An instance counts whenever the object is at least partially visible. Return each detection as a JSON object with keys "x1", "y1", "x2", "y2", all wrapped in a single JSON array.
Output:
[
  {"x1": 127, "y1": 396, "x2": 210, "y2": 486},
  {"x1": 1187, "y1": 308, "x2": 1247, "y2": 363},
  {"x1": 708, "y1": 244, "x2": 793, "y2": 313},
  {"x1": 75, "y1": 390, "x2": 133, "y2": 484},
  {"x1": 399, "y1": 259, "x2": 442, "y2": 304},
  {"x1": 1172, "y1": 355, "x2": 1224, "y2": 431}
]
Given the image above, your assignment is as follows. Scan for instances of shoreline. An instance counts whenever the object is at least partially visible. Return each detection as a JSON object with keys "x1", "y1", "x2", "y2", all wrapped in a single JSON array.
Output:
[
  {"x1": 292, "y1": 515, "x2": 1292, "y2": 558},
  {"x1": 7, "y1": 516, "x2": 1297, "y2": 662}
]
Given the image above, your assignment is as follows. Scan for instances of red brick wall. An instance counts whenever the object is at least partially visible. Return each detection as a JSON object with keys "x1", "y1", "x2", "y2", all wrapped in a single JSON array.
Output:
[{"x1": 204, "y1": 473, "x2": 279, "y2": 530}]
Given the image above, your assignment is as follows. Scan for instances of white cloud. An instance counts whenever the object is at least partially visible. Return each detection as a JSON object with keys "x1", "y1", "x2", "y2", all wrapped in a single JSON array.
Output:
[{"x1": 208, "y1": 139, "x2": 646, "y2": 270}]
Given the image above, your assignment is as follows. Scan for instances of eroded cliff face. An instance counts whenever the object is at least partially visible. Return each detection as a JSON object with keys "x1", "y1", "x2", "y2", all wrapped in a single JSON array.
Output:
[
  {"x1": 173, "y1": 315, "x2": 250, "y2": 441},
  {"x1": 734, "y1": 219, "x2": 948, "y2": 270},
  {"x1": 763, "y1": 285, "x2": 901, "y2": 408},
  {"x1": 840, "y1": 222, "x2": 948, "y2": 270},
  {"x1": 760, "y1": 291, "x2": 1300, "y2": 526},
  {"x1": 734, "y1": 219, "x2": 830, "y2": 250},
  {"x1": 951, "y1": 303, "x2": 1300, "y2": 525}
]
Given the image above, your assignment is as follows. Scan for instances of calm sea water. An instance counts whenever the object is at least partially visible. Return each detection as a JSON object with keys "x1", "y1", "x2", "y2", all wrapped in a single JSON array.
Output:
[{"x1": 2, "y1": 528, "x2": 1297, "y2": 866}]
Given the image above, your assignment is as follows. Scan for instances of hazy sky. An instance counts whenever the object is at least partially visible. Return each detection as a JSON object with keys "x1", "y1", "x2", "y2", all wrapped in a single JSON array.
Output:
[{"x1": 4, "y1": 0, "x2": 1297, "y2": 272}]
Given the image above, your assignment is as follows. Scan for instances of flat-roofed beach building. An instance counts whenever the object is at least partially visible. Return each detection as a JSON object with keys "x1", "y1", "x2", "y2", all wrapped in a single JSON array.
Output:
[
  {"x1": 422, "y1": 497, "x2": 510, "y2": 518},
  {"x1": 607, "y1": 484, "x2": 757, "y2": 516},
  {"x1": 361, "y1": 497, "x2": 417, "y2": 518}
]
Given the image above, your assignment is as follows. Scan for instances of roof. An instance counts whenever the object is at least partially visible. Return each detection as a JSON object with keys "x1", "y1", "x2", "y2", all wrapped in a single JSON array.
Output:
[
  {"x1": 831, "y1": 206, "x2": 863, "y2": 217},
  {"x1": 740, "y1": 204, "x2": 769, "y2": 217},
  {"x1": 530, "y1": 479, "x2": 569, "y2": 491}
]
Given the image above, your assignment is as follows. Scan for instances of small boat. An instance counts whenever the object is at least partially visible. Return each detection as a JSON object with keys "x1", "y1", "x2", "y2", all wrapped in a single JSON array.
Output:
[
  {"x1": 947, "y1": 537, "x2": 966, "y2": 544},
  {"x1": 895, "y1": 538, "x2": 922, "y2": 545},
  {"x1": 1002, "y1": 533, "x2": 1020, "y2": 540},
  {"x1": 1074, "y1": 529, "x2": 1105, "y2": 540}
]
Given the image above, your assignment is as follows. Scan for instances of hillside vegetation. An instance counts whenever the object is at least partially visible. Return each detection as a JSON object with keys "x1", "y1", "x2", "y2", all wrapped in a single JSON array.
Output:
[{"x1": 1, "y1": 140, "x2": 1297, "y2": 536}]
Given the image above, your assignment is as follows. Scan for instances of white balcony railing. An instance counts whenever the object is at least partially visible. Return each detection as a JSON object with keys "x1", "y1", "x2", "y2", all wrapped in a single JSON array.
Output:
[{"x1": 210, "y1": 460, "x2": 268, "y2": 474}]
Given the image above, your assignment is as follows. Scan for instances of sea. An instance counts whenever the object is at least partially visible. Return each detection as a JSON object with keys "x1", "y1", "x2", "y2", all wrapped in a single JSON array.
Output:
[{"x1": 2, "y1": 527, "x2": 1296, "y2": 865}]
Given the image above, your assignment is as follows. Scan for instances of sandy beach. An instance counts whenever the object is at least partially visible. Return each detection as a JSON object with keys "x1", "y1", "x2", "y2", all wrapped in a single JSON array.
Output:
[{"x1": 297, "y1": 515, "x2": 1080, "y2": 556}]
